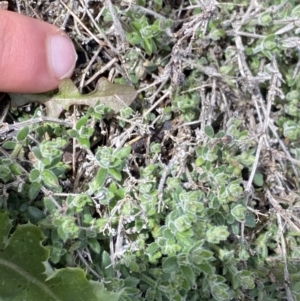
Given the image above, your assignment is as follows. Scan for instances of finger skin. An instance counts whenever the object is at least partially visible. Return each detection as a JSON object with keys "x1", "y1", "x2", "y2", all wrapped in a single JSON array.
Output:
[{"x1": 0, "y1": 10, "x2": 76, "y2": 93}]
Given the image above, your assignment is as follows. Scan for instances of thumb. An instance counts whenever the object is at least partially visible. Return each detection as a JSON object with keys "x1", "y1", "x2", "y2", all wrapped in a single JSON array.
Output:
[{"x1": 0, "y1": 10, "x2": 77, "y2": 93}]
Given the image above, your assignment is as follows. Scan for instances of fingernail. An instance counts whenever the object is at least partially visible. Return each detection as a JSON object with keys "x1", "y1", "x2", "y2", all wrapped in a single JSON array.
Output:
[{"x1": 46, "y1": 34, "x2": 77, "y2": 79}]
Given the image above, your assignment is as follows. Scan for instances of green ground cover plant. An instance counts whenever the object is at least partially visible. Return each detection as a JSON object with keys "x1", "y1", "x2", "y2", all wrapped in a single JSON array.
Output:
[{"x1": 1, "y1": 0, "x2": 300, "y2": 300}]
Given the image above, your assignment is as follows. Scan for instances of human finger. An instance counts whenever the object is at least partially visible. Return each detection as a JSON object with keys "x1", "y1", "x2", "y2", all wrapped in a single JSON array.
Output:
[{"x1": 0, "y1": 10, "x2": 77, "y2": 93}]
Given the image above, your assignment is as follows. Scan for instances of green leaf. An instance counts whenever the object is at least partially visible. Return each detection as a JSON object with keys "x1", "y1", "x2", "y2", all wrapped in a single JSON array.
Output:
[
  {"x1": 253, "y1": 172, "x2": 263, "y2": 186},
  {"x1": 96, "y1": 147, "x2": 122, "y2": 168},
  {"x1": 209, "y1": 28, "x2": 225, "y2": 41},
  {"x1": 262, "y1": 35, "x2": 277, "y2": 51},
  {"x1": 189, "y1": 242, "x2": 215, "y2": 265},
  {"x1": 126, "y1": 32, "x2": 142, "y2": 45},
  {"x1": 102, "y1": 251, "x2": 114, "y2": 279},
  {"x1": 143, "y1": 38, "x2": 155, "y2": 56},
  {"x1": 39, "y1": 139, "x2": 65, "y2": 158},
  {"x1": 174, "y1": 215, "x2": 192, "y2": 232},
  {"x1": 115, "y1": 146, "x2": 131, "y2": 160},
  {"x1": 89, "y1": 168, "x2": 108, "y2": 194},
  {"x1": 27, "y1": 206, "x2": 45, "y2": 223},
  {"x1": 180, "y1": 265, "x2": 195, "y2": 286},
  {"x1": 29, "y1": 169, "x2": 41, "y2": 182},
  {"x1": 32, "y1": 147, "x2": 43, "y2": 160},
  {"x1": 220, "y1": 65, "x2": 234, "y2": 76},
  {"x1": 119, "y1": 107, "x2": 133, "y2": 120},
  {"x1": 291, "y1": 4, "x2": 300, "y2": 17},
  {"x1": 75, "y1": 115, "x2": 89, "y2": 130},
  {"x1": 236, "y1": 149, "x2": 255, "y2": 167},
  {"x1": 41, "y1": 169, "x2": 60, "y2": 191},
  {"x1": 2, "y1": 141, "x2": 17, "y2": 150},
  {"x1": 50, "y1": 244, "x2": 65, "y2": 264},
  {"x1": 162, "y1": 256, "x2": 179, "y2": 273},
  {"x1": 68, "y1": 129, "x2": 78, "y2": 138},
  {"x1": 258, "y1": 12, "x2": 272, "y2": 26},
  {"x1": 130, "y1": 20, "x2": 143, "y2": 32},
  {"x1": 198, "y1": 262, "x2": 215, "y2": 275},
  {"x1": 16, "y1": 126, "x2": 29, "y2": 142},
  {"x1": 77, "y1": 136, "x2": 90, "y2": 148},
  {"x1": 150, "y1": 142, "x2": 161, "y2": 154},
  {"x1": 43, "y1": 197, "x2": 57, "y2": 213},
  {"x1": 10, "y1": 163, "x2": 22, "y2": 176},
  {"x1": 29, "y1": 182, "x2": 42, "y2": 200},
  {"x1": 0, "y1": 165, "x2": 11, "y2": 182},
  {"x1": 284, "y1": 99, "x2": 300, "y2": 117},
  {"x1": 108, "y1": 168, "x2": 122, "y2": 181},
  {"x1": 70, "y1": 194, "x2": 92, "y2": 212},
  {"x1": 140, "y1": 25, "x2": 155, "y2": 39},
  {"x1": 236, "y1": 270, "x2": 255, "y2": 290},
  {"x1": 245, "y1": 211, "x2": 256, "y2": 228},
  {"x1": 88, "y1": 238, "x2": 100, "y2": 254},
  {"x1": 283, "y1": 120, "x2": 300, "y2": 140},
  {"x1": 57, "y1": 217, "x2": 79, "y2": 241},
  {"x1": 206, "y1": 226, "x2": 229, "y2": 244},
  {"x1": 210, "y1": 283, "x2": 231, "y2": 301},
  {"x1": 146, "y1": 242, "x2": 159, "y2": 255},
  {"x1": 0, "y1": 222, "x2": 120, "y2": 300},
  {"x1": 231, "y1": 205, "x2": 246, "y2": 222}
]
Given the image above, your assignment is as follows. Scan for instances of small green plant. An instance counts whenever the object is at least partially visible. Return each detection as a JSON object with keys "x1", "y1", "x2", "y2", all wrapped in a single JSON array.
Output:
[
  {"x1": 125, "y1": 15, "x2": 173, "y2": 55},
  {"x1": 2, "y1": 1, "x2": 300, "y2": 300}
]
